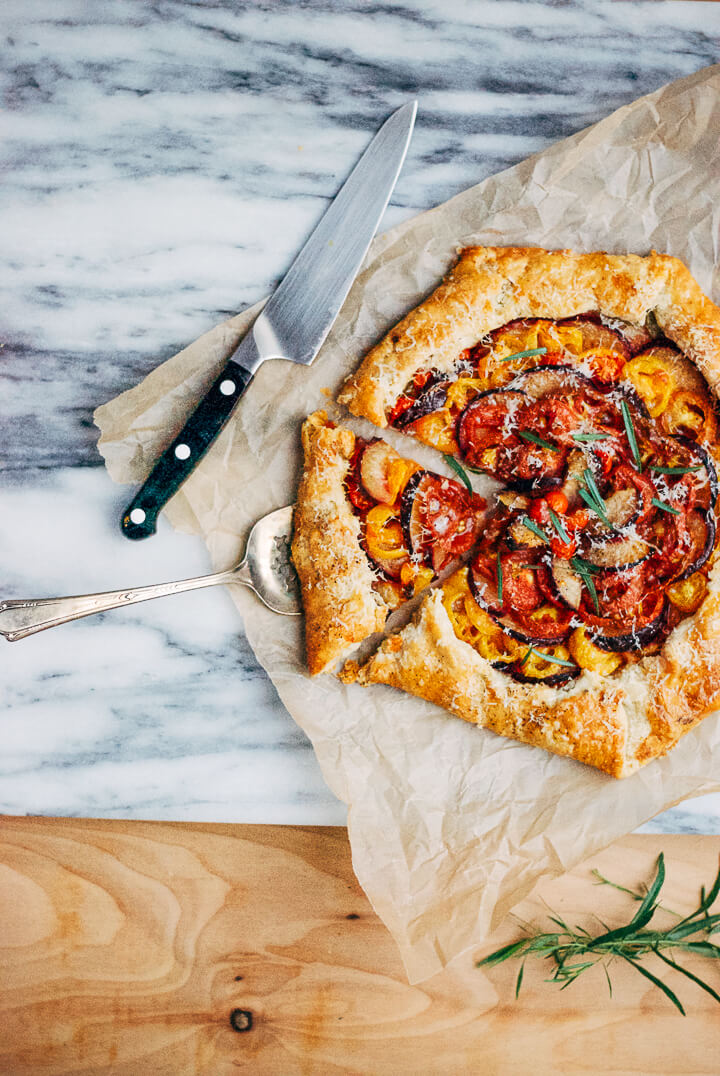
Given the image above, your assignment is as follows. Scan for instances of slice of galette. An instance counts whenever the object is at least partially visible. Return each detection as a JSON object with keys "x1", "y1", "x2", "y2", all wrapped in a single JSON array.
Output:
[
  {"x1": 336, "y1": 246, "x2": 720, "y2": 776},
  {"x1": 291, "y1": 411, "x2": 487, "y2": 675}
]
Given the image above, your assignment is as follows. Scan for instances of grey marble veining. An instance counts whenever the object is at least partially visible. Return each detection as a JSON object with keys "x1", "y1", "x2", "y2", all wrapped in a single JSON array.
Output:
[{"x1": 1, "y1": 0, "x2": 719, "y2": 826}]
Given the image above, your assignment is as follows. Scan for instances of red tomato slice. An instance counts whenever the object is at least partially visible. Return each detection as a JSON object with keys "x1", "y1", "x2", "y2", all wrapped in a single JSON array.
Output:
[
  {"x1": 406, "y1": 474, "x2": 483, "y2": 573},
  {"x1": 500, "y1": 551, "x2": 544, "y2": 613}
]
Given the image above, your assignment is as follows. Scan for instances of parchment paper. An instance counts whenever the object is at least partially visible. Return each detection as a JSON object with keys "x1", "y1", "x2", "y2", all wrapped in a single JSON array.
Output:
[{"x1": 96, "y1": 65, "x2": 720, "y2": 983}]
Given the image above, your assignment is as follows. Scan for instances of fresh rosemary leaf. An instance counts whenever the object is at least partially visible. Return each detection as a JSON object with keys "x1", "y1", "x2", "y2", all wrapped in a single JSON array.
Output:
[
  {"x1": 621, "y1": 399, "x2": 643, "y2": 469},
  {"x1": 592, "y1": 868, "x2": 644, "y2": 900},
  {"x1": 665, "y1": 913, "x2": 720, "y2": 941},
  {"x1": 518, "y1": 429, "x2": 560, "y2": 452},
  {"x1": 650, "y1": 463, "x2": 702, "y2": 475},
  {"x1": 499, "y1": 346, "x2": 548, "y2": 363},
  {"x1": 570, "y1": 555, "x2": 601, "y2": 576},
  {"x1": 525, "y1": 648, "x2": 577, "y2": 669},
  {"x1": 574, "y1": 564, "x2": 600, "y2": 614},
  {"x1": 478, "y1": 939, "x2": 530, "y2": 967},
  {"x1": 622, "y1": 956, "x2": 686, "y2": 1015},
  {"x1": 629, "y1": 852, "x2": 665, "y2": 928},
  {"x1": 572, "y1": 431, "x2": 611, "y2": 443},
  {"x1": 476, "y1": 853, "x2": 720, "y2": 1014},
  {"x1": 443, "y1": 453, "x2": 473, "y2": 493},
  {"x1": 583, "y1": 467, "x2": 605, "y2": 509},
  {"x1": 579, "y1": 487, "x2": 612, "y2": 528},
  {"x1": 548, "y1": 507, "x2": 571, "y2": 544},
  {"x1": 700, "y1": 860, "x2": 720, "y2": 910},
  {"x1": 652, "y1": 497, "x2": 680, "y2": 516},
  {"x1": 520, "y1": 516, "x2": 549, "y2": 544},
  {"x1": 515, "y1": 963, "x2": 525, "y2": 999},
  {"x1": 520, "y1": 647, "x2": 534, "y2": 667},
  {"x1": 496, "y1": 551, "x2": 503, "y2": 604},
  {"x1": 654, "y1": 950, "x2": 720, "y2": 1005}
]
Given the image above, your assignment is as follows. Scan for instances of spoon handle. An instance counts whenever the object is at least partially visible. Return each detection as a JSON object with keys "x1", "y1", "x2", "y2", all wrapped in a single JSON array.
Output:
[{"x1": 0, "y1": 566, "x2": 241, "y2": 641}]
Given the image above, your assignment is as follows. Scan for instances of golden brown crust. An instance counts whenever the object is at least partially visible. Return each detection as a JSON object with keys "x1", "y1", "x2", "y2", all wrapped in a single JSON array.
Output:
[
  {"x1": 335, "y1": 245, "x2": 720, "y2": 775},
  {"x1": 331, "y1": 247, "x2": 720, "y2": 773},
  {"x1": 640, "y1": 581, "x2": 720, "y2": 767},
  {"x1": 291, "y1": 412, "x2": 387, "y2": 676},
  {"x1": 337, "y1": 246, "x2": 720, "y2": 427},
  {"x1": 343, "y1": 579, "x2": 720, "y2": 778}
]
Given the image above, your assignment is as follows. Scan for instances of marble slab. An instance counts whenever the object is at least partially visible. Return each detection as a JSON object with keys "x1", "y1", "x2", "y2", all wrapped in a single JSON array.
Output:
[{"x1": 1, "y1": 0, "x2": 720, "y2": 828}]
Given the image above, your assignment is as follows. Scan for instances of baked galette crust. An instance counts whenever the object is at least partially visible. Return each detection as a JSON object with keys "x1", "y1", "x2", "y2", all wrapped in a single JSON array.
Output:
[
  {"x1": 338, "y1": 247, "x2": 720, "y2": 427},
  {"x1": 335, "y1": 246, "x2": 720, "y2": 776},
  {"x1": 341, "y1": 568, "x2": 720, "y2": 778},
  {"x1": 291, "y1": 412, "x2": 387, "y2": 676}
]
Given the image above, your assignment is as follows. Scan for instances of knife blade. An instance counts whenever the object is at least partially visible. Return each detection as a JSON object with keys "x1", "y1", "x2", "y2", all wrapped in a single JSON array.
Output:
[{"x1": 121, "y1": 101, "x2": 417, "y2": 539}]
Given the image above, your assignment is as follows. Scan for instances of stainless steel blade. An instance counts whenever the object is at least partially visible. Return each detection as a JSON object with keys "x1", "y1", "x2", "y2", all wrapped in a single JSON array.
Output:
[{"x1": 232, "y1": 101, "x2": 417, "y2": 374}]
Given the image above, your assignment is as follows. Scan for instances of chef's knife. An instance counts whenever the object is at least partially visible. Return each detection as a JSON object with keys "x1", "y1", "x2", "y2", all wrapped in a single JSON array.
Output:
[{"x1": 121, "y1": 101, "x2": 417, "y2": 539}]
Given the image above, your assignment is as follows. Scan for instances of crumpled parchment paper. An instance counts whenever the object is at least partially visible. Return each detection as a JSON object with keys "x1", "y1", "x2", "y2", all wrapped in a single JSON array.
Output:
[{"x1": 95, "y1": 65, "x2": 720, "y2": 983}]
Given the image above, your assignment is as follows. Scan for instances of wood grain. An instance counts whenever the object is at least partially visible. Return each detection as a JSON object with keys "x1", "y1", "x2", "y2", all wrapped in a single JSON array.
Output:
[{"x1": 1, "y1": 820, "x2": 719, "y2": 1075}]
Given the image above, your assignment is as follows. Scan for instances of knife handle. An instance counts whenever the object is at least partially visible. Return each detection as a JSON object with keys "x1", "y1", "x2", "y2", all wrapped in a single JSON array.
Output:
[{"x1": 121, "y1": 360, "x2": 254, "y2": 540}]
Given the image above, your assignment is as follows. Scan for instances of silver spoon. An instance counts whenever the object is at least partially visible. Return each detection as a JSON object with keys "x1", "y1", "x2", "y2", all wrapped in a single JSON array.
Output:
[{"x1": 0, "y1": 505, "x2": 300, "y2": 642}]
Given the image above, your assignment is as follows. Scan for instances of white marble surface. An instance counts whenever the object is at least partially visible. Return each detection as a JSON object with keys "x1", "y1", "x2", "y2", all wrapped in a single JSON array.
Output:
[{"x1": 1, "y1": 0, "x2": 720, "y2": 828}]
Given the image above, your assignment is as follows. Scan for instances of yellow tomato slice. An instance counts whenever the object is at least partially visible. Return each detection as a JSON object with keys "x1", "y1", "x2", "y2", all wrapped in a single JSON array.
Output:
[
  {"x1": 446, "y1": 377, "x2": 487, "y2": 412},
  {"x1": 666, "y1": 572, "x2": 708, "y2": 614},
  {"x1": 624, "y1": 353, "x2": 675, "y2": 417},
  {"x1": 408, "y1": 411, "x2": 458, "y2": 453},
  {"x1": 660, "y1": 389, "x2": 717, "y2": 442},
  {"x1": 518, "y1": 644, "x2": 574, "y2": 679},
  {"x1": 365, "y1": 506, "x2": 407, "y2": 560},
  {"x1": 568, "y1": 627, "x2": 622, "y2": 675},
  {"x1": 493, "y1": 322, "x2": 541, "y2": 360},
  {"x1": 386, "y1": 458, "x2": 420, "y2": 504},
  {"x1": 400, "y1": 561, "x2": 435, "y2": 594},
  {"x1": 539, "y1": 323, "x2": 584, "y2": 355}
]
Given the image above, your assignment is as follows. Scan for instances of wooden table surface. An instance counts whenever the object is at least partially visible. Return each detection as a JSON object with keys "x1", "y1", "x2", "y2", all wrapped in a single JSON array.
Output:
[{"x1": 1, "y1": 820, "x2": 719, "y2": 1075}]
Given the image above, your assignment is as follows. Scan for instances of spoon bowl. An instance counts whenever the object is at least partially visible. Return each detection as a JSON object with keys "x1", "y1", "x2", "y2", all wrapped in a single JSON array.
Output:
[{"x1": 0, "y1": 505, "x2": 301, "y2": 642}]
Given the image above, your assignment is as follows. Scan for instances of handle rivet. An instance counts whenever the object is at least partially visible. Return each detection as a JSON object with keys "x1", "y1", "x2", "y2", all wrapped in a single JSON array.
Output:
[
  {"x1": 174, "y1": 443, "x2": 191, "y2": 460},
  {"x1": 220, "y1": 379, "x2": 237, "y2": 396},
  {"x1": 129, "y1": 508, "x2": 146, "y2": 525}
]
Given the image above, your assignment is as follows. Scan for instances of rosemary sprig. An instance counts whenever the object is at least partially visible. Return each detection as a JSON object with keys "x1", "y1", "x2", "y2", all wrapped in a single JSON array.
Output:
[
  {"x1": 520, "y1": 515, "x2": 549, "y2": 544},
  {"x1": 547, "y1": 507, "x2": 571, "y2": 544},
  {"x1": 583, "y1": 466, "x2": 604, "y2": 508},
  {"x1": 499, "y1": 346, "x2": 548, "y2": 363},
  {"x1": 518, "y1": 430, "x2": 560, "y2": 452},
  {"x1": 652, "y1": 497, "x2": 680, "y2": 516},
  {"x1": 520, "y1": 646, "x2": 577, "y2": 669},
  {"x1": 650, "y1": 463, "x2": 702, "y2": 476},
  {"x1": 572, "y1": 431, "x2": 611, "y2": 443},
  {"x1": 570, "y1": 555, "x2": 600, "y2": 614},
  {"x1": 477, "y1": 853, "x2": 720, "y2": 1015},
  {"x1": 621, "y1": 399, "x2": 643, "y2": 470},
  {"x1": 578, "y1": 468, "x2": 613, "y2": 528},
  {"x1": 496, "y1": 551, "x2": 503, "y2": 605},
  {"x1": 443, "y1": 454, "x2": 473, "y2": 493},
  {"x1": 569, "y1": 554, "x2": 601, "y2": 575}
]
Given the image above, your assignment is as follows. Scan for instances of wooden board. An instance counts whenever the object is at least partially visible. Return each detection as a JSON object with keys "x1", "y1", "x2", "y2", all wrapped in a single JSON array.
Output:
[{"x1": 1, "y1": 819, "x2": 719, "y2": 1075}]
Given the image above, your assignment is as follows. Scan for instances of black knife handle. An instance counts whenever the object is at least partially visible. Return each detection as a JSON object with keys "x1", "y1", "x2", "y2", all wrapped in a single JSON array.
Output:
[{"x1": 120, "y1": 361, "x2": 254, "y2": 540}]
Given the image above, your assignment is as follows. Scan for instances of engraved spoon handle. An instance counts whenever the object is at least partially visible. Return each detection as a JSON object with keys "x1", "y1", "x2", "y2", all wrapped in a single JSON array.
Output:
[{"x1": 0, "y1": 562, "x2": 251, "y2": 641}]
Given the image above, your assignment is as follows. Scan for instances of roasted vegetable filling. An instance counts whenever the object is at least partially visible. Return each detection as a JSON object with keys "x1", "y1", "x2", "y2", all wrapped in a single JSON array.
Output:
[
  {"x1": 390, "y1": 314, "x2": 720, "y2": 681},
  {"x1": 344, "y1": 437, "x2": 486, "y2": 608}
]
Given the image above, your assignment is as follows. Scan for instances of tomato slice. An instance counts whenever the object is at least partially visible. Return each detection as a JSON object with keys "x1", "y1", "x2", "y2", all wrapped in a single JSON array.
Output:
[
  {"x1": 518, "y1": 397, "x2": 581, "y2": 445},
  {"x1": 500, "y1": 551, "x2": 544, "y2": 613},
  {"x1": 456, "y1": 390, "x2": 526, "y2": 466},
  {"x1": 403, "y1": 473, "x2": 483, "y2": 573},
  {"x1": 581, "y1": 588, "x2": 664, "y2": 633},
  {"x1": 594, "y1": 563, "x2": 647, "y2": 616}
]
